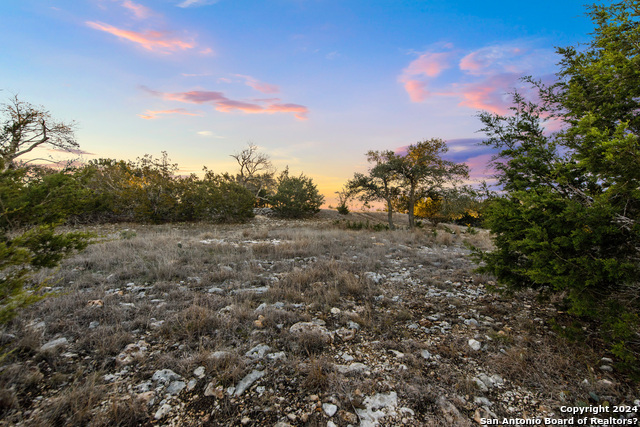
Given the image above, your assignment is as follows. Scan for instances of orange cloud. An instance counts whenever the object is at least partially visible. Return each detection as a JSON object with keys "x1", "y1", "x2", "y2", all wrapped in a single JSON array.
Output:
[
  {"x1": 86, "y1": 21, "x2": 195, "y2": 53},
  {"x1": 234, "y1": 74, "x2": 280, "y2": 94},
  {"x1": 141, "y1": 86, "x2": 309, "y2": 120},
  {"x1": 121, "y1": 0, "x2": 151, "y2": 19},
  {"x1": 137, "y1": 108, "x2": 203, "y2": 119}
]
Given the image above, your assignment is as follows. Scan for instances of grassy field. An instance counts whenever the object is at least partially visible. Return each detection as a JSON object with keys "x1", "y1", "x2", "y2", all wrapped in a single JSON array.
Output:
[{"x1": 0, "y1": 211, "x2": 637, "y2": 426}]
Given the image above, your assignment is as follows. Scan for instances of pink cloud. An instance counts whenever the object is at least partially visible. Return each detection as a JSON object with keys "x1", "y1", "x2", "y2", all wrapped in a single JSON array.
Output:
[
  {"x1": 457, "y1": 74, "x2": 521, "y2": 114},
  {"x1": 86, "y1": 21, "x2": 195, "y2": 53},
  {"x1": 399, "y1": 42, "x2": 558, "y2": 114},
  {"x1": 459, "y1": 44, "x2": 553, "y2": 77},
  {"x1": 121, "y1": 0, "x2": 152, "y2": 19},
  {"x1": 403, "y1": 52, "x2": 451, "y2": 78},
  {"x1": 403, "y1": 79, "x2": 429, "y2": 102},
  {"x1": 142, "y1": 87, "x2": 309, "y2": 120},
  {"x1": 164, "y1": 90, "x2": 226, "y2": 103},
  {"x1": 459, "y1": 51, "x2": 485, "y2": 75},
  {"x1": 398, "y1": 51, "x2": 451, "y2": 102},
  {"x1": 137, "y1": 108, "x2": 203, "y2": 119},
  {"x1": 234, "y1": 74, "x2": 280, "y2": 94}
]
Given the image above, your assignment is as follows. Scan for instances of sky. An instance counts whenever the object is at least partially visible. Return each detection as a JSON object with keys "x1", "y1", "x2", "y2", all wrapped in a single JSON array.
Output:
[{"x1": 0, "y1": 0, "x2": 594, "y2": 206}]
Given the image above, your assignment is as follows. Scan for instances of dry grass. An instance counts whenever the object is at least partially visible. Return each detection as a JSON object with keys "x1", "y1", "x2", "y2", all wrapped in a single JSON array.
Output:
[{"x1": 1, "y1": 214, "x2": 636, "y2": 426}]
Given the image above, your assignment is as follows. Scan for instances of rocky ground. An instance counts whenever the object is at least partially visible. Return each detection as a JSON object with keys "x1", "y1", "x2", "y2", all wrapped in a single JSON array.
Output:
[{"x1": 0, "y1": 210, "x2": 638, "y2": 426}]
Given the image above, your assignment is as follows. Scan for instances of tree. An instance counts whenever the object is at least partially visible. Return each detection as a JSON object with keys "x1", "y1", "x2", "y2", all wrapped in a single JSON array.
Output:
[
  {"x1": 393, "y1": 139, "x2": 469, "y2": 229},
  {"x1": 0, "y1": 99, "x2": 89, "y2": 324},
  {"x1": 231, "y1": 142, "x2": 275, "y2": 203},
  {"x1": 476, "y1": 1, "x2": 640, "y2": 367},
  {"x1": 0, "y1": 95, "x2": 78, "y2": 171},
  {"x1": 270, "y1": 169, "x2": 324, "y2": 218},
  {"x1": 347, "y1": 150, "x2": 402, "y2": 230}
]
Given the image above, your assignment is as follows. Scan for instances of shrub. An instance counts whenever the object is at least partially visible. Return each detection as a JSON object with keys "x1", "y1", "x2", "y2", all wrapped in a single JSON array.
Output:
[
  {"x1": 474, "y1": 1, "x2": 640, "y2": 373},
  {"x1": 270, "y1": 170, "x2": 324, "y2": 218}
]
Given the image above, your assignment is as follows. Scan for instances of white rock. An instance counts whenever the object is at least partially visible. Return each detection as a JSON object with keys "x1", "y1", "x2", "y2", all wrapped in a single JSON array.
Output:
[
  {"x1": 41, "y1": 337, "x2": 68, "y2": 351},
  {"x1": 193, "y1": 366, "x2": 205, "y2": 378},
  {"x1": 245, "y1": 344, "x2": 271, "y2": 359},
  {"x1": 330, "y1": 307, "x2": 341, "y2": 315},
  {"x1": 152, "y1": 369, "x2": 181, "y2": 384},
  {"x1": 165, "y1": 380, "x2": 186, "y2": 396},
  {"x1": 356, "y1": 392, "x2": 398, "y2": 426},
  {"x1": 420, "y1": 350, "x2": 432, "y2": 360},
  {"x1": 267, "y1": 351, "x2": 286, "y2": 361},
  {"x1": 323, "y1": 403, "x2": 338, "y2": 417},
  {"x1": 289, "y1": 322, "x2": 331, "y2": 342},
  {"x1": 234, "y1": 370, "x2": 265, "y2": 396},
  {"x1": 468, "y1": 339, "x2": 482, "y2": 351},
  {"x1": 154, "y1": 403, "x2": 172, "y2": 419}
]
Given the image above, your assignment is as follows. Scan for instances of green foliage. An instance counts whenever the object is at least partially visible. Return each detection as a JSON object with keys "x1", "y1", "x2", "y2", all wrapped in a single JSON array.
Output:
[
  {"x1": 74, "y1": 154, "x2": 255, "y2": 224},
  {"x1": 335, "y1": 186, "x2": 353, "y2": 215},
  {"x1": 336, "y1": 219, "x2": 389, "y2": 231},
  {"x1": 270, "y1": 170, "x2": 324, "y2": 218},
  {"x1": 348, "y1": 140, "x2": 469, "y2": 229},
  {"x1": 336, "y1": 204, "x2": 349, "y2": 215},
  {"x1": 0, "y1": 164, "x2": 90, "y2": 325},
  {"x1": 476, "y1": 1, "x2": 640, "y2": 372},
  {"x1": 347, "y1": 150, "x2": 401, "y2": 230}
]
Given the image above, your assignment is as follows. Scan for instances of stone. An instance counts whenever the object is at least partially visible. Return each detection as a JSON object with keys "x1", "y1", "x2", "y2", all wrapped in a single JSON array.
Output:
[
  {"x1": 289, "y1": 322, "x2": 331, "y2": 342},
  {"x1": 152, "y1": 369, "x2": 181, "y2": 385},
  {"x1": 472, "y1": 377, "x2": 489, "y2": 392},
  {"x1": 234, "y1": 370, "x2": 265, "y2": 396},
  {"x1": 193, "y1": 366, "x2": 205, "y2": 378},
  {"x1": 116, "y1": 341, "x2": 148, "y2": 366},
  {"x1": 330, "y1": 307, "x2": 341, "y2": 315},
  {"x1": 245, "y1": 344, "x2": 271, "y2": 359},
  {"x1": 335, "y1": 327, "x2": 356, "y2": 341},
  {"x1": 338, "y1": 410, "x2": 359, "y2": 424},
  {"x1": 420, "y1": 350, "x2": 432, "y2": 360},
  {"x1": 335, "y1": 362, "x2": 368, "y2": 374},
  {"x1": 165, "y1": 380, "x2": 186, "y2": 396},
  {"x1": 267, "y1": 351, "x2": 286, "y2": 361},
  {"x1": 187, "y1": 379, "x2": 197, "y2": 391},
  {"x1": 41, "y1": 337, "x2": 68, "y2": 351},
  {"x1": 323, "y1": 403, "x2": 338, "y2": 417},
  {"x1": 356, "y1": 392, "x2": 398, "y2": 426},
  {"x1": 437, "y1": 397, "x2": 472, "y2": 426},
  {"x1": 232, "y1": 286, "x2": 269, "y2": 295},
  {"x1": 136, "y1": 391, "x2": 155, "y2": 406},
  {"x1": 154, "y1": 403, "x2": 172, "y2": 420},
  {"x1": 204, "y1": 383, "x2": 224, "y2": 398},
  {"x1": 468, "y1": 339, "x2": 482, "y2": 351}
]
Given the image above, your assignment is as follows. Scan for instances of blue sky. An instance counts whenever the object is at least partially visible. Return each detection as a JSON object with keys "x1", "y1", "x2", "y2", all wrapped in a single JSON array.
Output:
[{"x1": 0, "y1": 0, "x2": 593, "y2": 204}]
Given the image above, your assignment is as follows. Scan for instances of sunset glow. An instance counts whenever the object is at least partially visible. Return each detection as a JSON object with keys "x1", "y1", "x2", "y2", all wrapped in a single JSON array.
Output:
[{"x1": 1, "y1": 0, "x2": 592, "y2": 205}]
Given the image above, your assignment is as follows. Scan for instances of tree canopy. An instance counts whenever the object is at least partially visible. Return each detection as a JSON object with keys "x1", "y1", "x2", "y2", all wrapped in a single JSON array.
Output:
[
  {"x1": 476, "y1": 0, "x2": 640, "y2": 369},
  {"x1": 0, "y1": 95, "x2": 78, "y2": 171}
]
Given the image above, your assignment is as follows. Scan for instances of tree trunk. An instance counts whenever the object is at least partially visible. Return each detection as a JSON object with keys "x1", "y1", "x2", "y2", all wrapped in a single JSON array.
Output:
[
  {"x1": 386, "y1": 199, "x2": 395, "y2": 230},
  {"x1": 407, "y1": 186, "x2": 416, "y2": 229}
]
